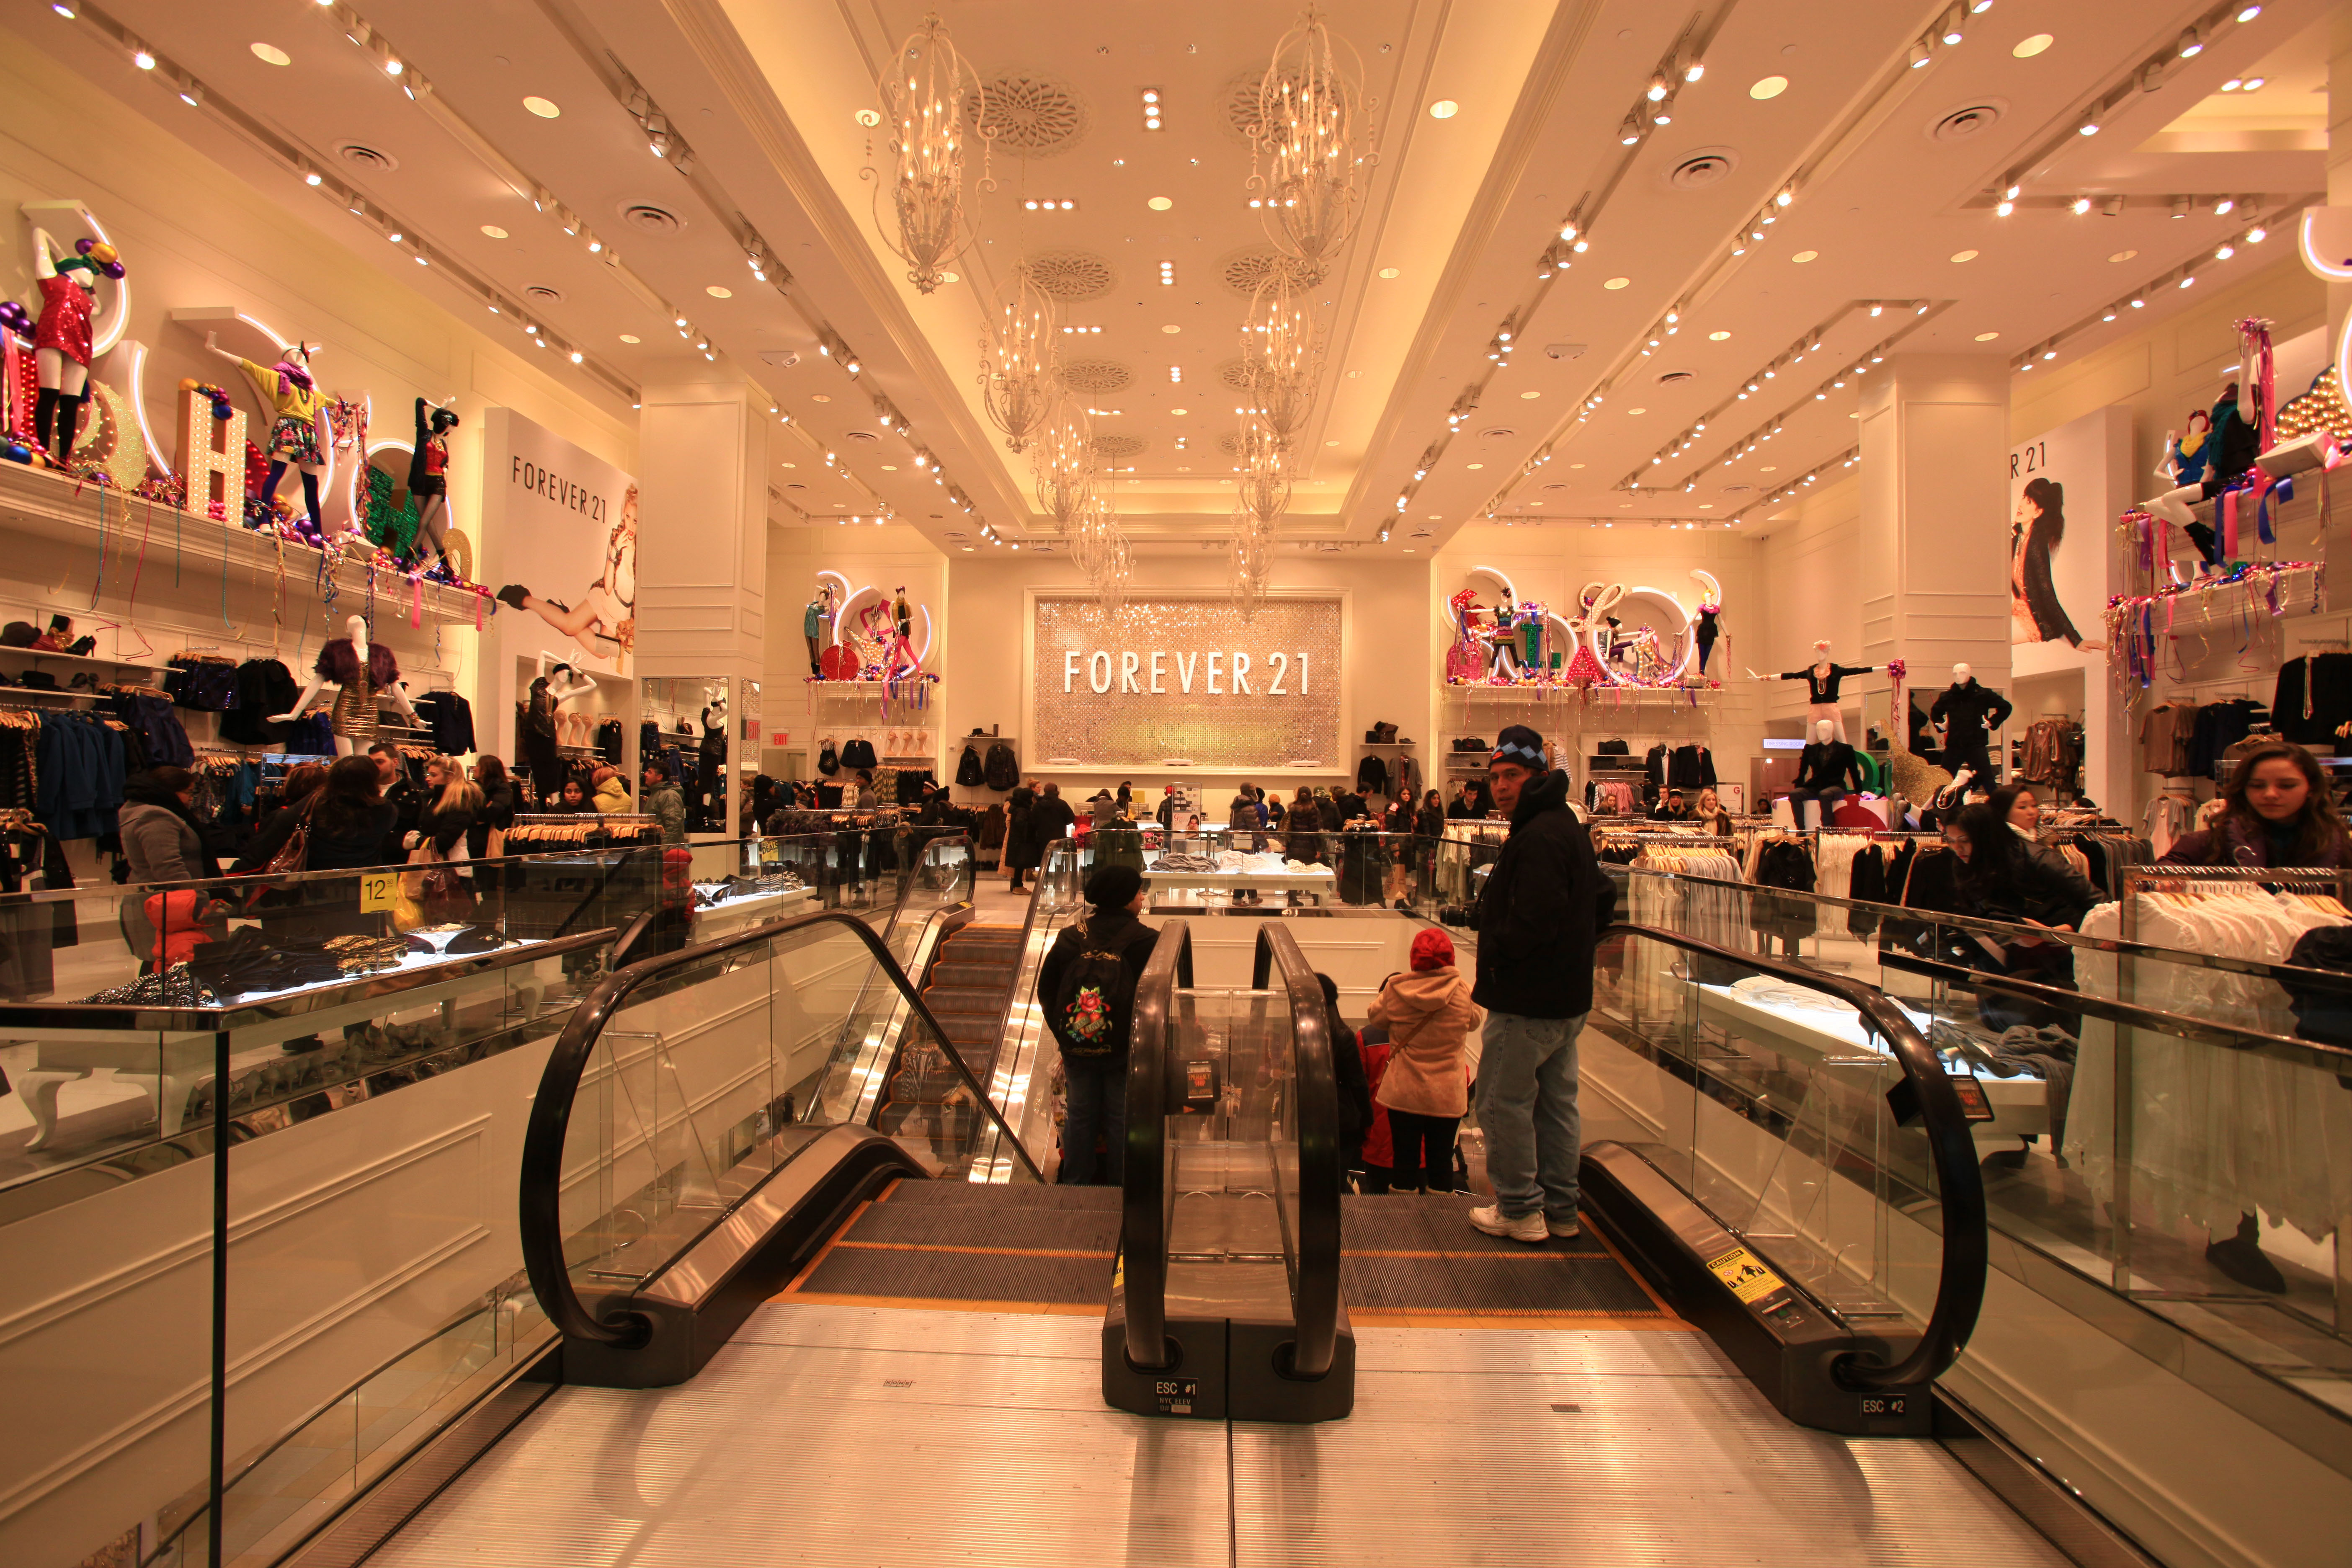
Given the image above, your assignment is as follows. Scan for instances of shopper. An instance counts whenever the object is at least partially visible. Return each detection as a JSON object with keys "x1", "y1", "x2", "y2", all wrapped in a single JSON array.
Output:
[
  {"x1": 1694, "y1": 786, "x2": 1733, "y2": 836},
  {"x1": 1648, "y1": 788, "x2": 1691, "y2": 821},
  {"x1": 232, "y1": 761, "x2": 328, "y2": 874},
  {"x1": 2160, "y1": 741, "x2": 2352, "y2": 868},
  {"x1": 1993, "y1": 783, "x2": 2043, "y2": 836},
  {"x1": 1004, "y1": 779, "x2": 1039, "y2": 891},
  {"x1": 1287, "y1": 786, "x2": 1322, "y2": 862},
  {"x1": 1265, "y1": 791, "x2": 1286, "y2": 834},
  {"x1": 1039, "y1": 864, "x2": 1158, "y2": 1184},
  {"x1": 368, "y1": 742, "x2": 421, "y2": 865},
  {"x1": 1371, "y1": 929, "x2": 1480, "y2": 1196},
  {"x1": 1089, "y1": 787, "x2": 1119, "y2": 829},
  {"x1": 1316, "y1": 972, "x2": 1375, "y2": 1189},
  {"x1": 1466, "y1": 725, "x2": 1615, "y2": 1243},
  {"x1": 468, "y1": 756, "x2": 517, "y2": 859},
  {"x1": 553, "y1": 777, "x2": 590, "y2": 813},
  {"x1": 1029, "y1": 780, "x2": 1077, "y2": 867},
  {"x1": 309, "y1": 755, "x2": 400, "y2": 871},
  {"x1": 634, "y1": 759, "x2": 683, "y2": 843},
  {"x1": 407, "y1": 756, "x2": 482, "y2": 921},
  {"x1": 119, "y1": 766, "x2": 225, "y2": 966},
  {"x1": 1941, "y1": 801, "x2": 2105, "y2": 1032},
  {"x1": 1354, "y1": 1009, "x2": 1396, "y2": 1194},
  {"x1": 591, "y1": 765, "x2": 631, "y2": 814}
]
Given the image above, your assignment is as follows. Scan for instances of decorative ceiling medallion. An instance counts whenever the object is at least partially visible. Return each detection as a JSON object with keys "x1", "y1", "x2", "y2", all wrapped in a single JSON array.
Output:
[
  {"x1": 1219, "y1": 246, "x2": 1320, "y2": 298},
  {"x1": 1219, "y1": 67, "x2": 1356, "y2": 144},
  {"x1": 962, "y1": 72, "x2": 1088, "y2": 157},
  {"x1": 1216, "y1": 358, "x2": 1253, "y2": 391},
  {"x1": 1089, "y1": 433, "x2": 1147, "y2": 459},
  {"x1": 1217, "y1": 432, "x2": 1244, "y2": 456},
  {"x1": 1057, "y1": 357, "x2": 1133, "y2": 394},
  {"x1": 1024, "y1": 249, "x2": 1117, "y2": 301}
]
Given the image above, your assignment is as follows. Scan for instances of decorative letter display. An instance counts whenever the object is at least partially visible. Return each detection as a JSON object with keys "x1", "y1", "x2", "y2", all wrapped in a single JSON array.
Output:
[{"x1": 1032, "y1": 591, "x2": 1341, "y2": 769}]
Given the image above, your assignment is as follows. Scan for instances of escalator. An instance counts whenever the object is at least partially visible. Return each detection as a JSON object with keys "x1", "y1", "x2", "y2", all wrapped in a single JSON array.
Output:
[{"x1": 338, "y1": 905, "x2": 2113, "y2": 1567}]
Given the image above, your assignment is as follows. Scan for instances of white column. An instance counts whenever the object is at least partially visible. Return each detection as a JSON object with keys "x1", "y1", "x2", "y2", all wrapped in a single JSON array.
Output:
[{"x1": 637, "y1": 373, "x2": 769, "y2": 836}]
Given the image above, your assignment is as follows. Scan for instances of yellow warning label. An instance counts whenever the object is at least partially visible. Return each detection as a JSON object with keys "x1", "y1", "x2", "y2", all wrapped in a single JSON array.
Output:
[{"x1": 1705, "y1": 1244, "x2": 1785, "y2": 1305}]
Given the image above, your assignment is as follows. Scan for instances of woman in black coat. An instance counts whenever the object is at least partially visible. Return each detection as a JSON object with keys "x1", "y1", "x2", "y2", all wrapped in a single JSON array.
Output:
[
  {"x1": 2011, "y1": 477, "x2": 2097, "y2": 650},
  {"x1": 1003, "y1": 782, "x2": 1039, "y2": 890},
  {"x1": 1024, "y1": 783, "x2": 1078, "y2": 887}
]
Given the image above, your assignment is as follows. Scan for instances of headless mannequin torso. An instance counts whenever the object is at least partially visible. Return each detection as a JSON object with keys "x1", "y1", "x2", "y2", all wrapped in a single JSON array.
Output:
[{"x1": 271, "y1": 614, "x2": 423, "y2": 756}]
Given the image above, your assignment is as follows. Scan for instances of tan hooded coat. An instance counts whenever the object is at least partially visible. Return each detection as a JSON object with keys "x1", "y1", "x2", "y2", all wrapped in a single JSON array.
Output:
[{"x1": 1367, "y1": 965, "x2": 1481, "y2": 1117}]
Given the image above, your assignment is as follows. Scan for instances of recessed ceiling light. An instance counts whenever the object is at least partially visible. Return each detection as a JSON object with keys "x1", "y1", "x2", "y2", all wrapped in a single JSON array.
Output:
[
  {"x1": 1160, "y1": 324, "x2": 1182, "y2": 334},
  {"x1": 1346, "y1": 369, "x2": 1362, "y2": 378},
  {"x1": 811, "y1": 394, "x2": 832, "y2": 403},
  {"x1": 1974, "y1": 331, "x2": 2000, "y2": 341},
  {"x1": 250, "y1": 42, "x2": 291, "y2": 66},
  {"x1": 619, "y1": 333, "x2": 640, "y2": 343},
  {"x1": 1520, "y1": 389, "x2": 1541, "y2": 399},
  {"x1": 882, "y1": 464, "x2": 898, "y2": 471},
  {"x1": 1708, "y1": 330, "x2": 1731, "y2": 341},
  {"x1": 2109, "y1": 248, "x2": 2138, "y2": 263},
  {"x1": 1629, "y1": 407, "x2": 1647, "y2": 415},
  {"x1": 1171, "y1": 407, "x2": 1188, "y2": 415},
  {"x1": 1761, "y1": 465, "x2": 1777, "y2": 472},
  {"x1": 1792, "y1": 250, "x2": 1819, "y2": 263},
  {"x1": 1467, "y1": 462, "x2": 1484, "y2": 470},
  {"x1": 1377, "y1": 266, "x2": 1402, "y2": 280},
  {"x1": 1569, "y1": 462, "x2": 1586, "y2": 469},
  {"x1": 1147, "y1": 196, "x2": 1173, "y2": 211},
  {"x1": 1750, "y1": 75, "x2": 1789, "y2": 99},
  {"x1": 2013, "y1": 33, "x2": 2053, "y2": 57},
  {"x1": 1699, "y1": 503, "x2": 1714, "y2": 510},
  {"x1": 480, "y1": 224, "x2": 508, "y2": 239},
  {"x1": 707, "y1": 285, "x2": 732, "y2": 297},
  {"x1": 941, "y1": 271, "x2": 959, "y2": 282},
  {"x1": 1950, "y1": 248, "x2": 1980, "y2": 263},
  {"x1": 523, "y1": 95, "x2": 562, "y2": 118},
  {"x1": 1429, "y1": 99, "x2": 1459, "y2": 119},
  {"x1": 1604, "y1": 276, "x2": 1630, "y2": 290}
]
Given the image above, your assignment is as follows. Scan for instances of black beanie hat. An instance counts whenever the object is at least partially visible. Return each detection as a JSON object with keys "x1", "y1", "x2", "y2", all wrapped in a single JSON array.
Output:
[
  {"x1": 1085, "y1": 863, "x2": 1144, "y2": 910},
  {"x1": 1492, "y1": 725, "x2": 1545, "y2": 768}
]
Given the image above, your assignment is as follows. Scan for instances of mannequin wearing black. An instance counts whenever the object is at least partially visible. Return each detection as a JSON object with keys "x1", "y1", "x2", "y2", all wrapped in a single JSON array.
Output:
[
  {"x1": 1930, "y1": 663, "x2": 2013, "y2": 780},
  {"x1": 1788, "y1": 719, "x2": 1863, "y2": 824}
]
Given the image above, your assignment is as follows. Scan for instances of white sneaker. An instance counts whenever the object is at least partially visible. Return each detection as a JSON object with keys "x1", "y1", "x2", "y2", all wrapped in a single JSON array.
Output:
[
  {"x1": 1469, "y1": 1204, "x2": 1548, "y2": 1244},
  {"x1": 1547, "y1": 1217, "x2": 1582, "y2": 1239}
]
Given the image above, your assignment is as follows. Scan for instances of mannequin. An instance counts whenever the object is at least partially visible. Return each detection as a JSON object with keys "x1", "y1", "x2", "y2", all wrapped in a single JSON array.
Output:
[
  {"x1": 1929, "y1": 662, "x2": 2012, "y2": 784},
  {"x1": 2141, "y1": 347, "x2": 2267, "y2": 569},
  {"x1": 804, "y1": 584, "x2": 835, "y2": 675},
  {"x1": 270, "y1": 614, "x2": 422, "y2": 756},
  {"x1": 1691, "y1": 570, "x2": 1723, "y2": 674},
  {"x1": 205, "y1": 331, "x2": 330, "y2": 538},
  {"x1": 1749, "y1": 641, "x2": 1879, "y2": 743},
  {"x1": 408, "y1": 396, "x2": 461, "y2": 573},
  {"x1": 892, "y1": 587, "x2": 914, "y2": 648},
  {"x1": 29, "y1": 231, "x2": 121, "y2": 463},
  {"x1": 523, "y1": 652, "x2": 596, "y2": 804},
  {"x1": 1787, "y1": 718, "x2": 1863, "y2": 828}
]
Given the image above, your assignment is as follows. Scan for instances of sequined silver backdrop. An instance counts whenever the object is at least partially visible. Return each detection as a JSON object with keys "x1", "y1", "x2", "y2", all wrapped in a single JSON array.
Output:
[{"x1": 1032, "y1": 594, "x2": 1343, "y2": 769}]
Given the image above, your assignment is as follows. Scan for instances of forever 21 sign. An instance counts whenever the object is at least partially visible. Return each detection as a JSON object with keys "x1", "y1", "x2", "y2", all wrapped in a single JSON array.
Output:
[{"x1": 1062, "y1": 647, "x2": 1311, "y2": 696}]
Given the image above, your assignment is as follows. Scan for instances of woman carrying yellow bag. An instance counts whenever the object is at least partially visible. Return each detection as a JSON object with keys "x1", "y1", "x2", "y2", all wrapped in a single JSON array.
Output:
[{"x1": 402, "y1": 756, "x2": 482, "y2": 927}]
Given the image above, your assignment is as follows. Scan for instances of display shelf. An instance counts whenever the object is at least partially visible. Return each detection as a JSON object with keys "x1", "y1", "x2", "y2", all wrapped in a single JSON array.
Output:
[
  {"x1": 0, "y1": 647, "x2": 168, "y2": 670},
  {"x1": 1444, "y1": 683, "x2": 1719, "y2": 702},
  {"x1": 0, "y1": 463, "x2": 495, "y2": 627},
  {"x1": 1357, "y1": 740, "x2": 1419, "y2": 750}
]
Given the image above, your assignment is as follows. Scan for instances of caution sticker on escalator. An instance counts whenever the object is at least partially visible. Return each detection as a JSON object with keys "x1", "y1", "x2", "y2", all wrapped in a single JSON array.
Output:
[{"x1": 1704, "y1": 1245, "x2": 1786, "y2": 1305}]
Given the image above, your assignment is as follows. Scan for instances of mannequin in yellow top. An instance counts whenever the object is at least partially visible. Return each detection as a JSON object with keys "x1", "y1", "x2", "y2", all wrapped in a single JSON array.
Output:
[{"x1": 204, "y1": 331, "x2": 331, "y2": 538}]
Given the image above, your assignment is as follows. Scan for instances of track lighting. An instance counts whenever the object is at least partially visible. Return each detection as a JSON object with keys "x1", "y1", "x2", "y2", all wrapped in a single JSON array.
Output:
[
  {"x1": 1618, "y1": 113, "x2": 1643, "y2": 146},
  {"x1": 2247, "y1": 224, "x2": 2268, "y2": 243},
  {"x1": 1683, "y1": 58, "x2": 1705, "y2": 83},
  {"x1": 2216, "y1": 242, "x2": 2235, "y2": 260},
  {"x1": 1941, "y1": 7, "x2": 1965, "y2": 45},
  {"x1": 2077, "y1": 114, "x2": 2100, "y2": 137},
  {"x1": 1909, "y1": 41, "x2": 1932, "y2": 69},
  {"x1": 1646, "y1": 73, "x2": 1669, "y2": 102},
  {"x1": 132, "y1": 44, "x2": 155, "y2": 69},
  {"x1": 2215, "y1": 196, "x2": 2236, "y2": 216},
  {"x1": 2071, "y1": 196, "x2": 2092, "y2": 216},
  {"x1": 2177, "y1": 27, "x2": 2203, "y2": 58},
  {"x1": 1995, "y1": 198, "x2": 2014, "y2": 217},
  {"x1": 2238, "y1": 3, "x2": 2262, "y2": 18}
]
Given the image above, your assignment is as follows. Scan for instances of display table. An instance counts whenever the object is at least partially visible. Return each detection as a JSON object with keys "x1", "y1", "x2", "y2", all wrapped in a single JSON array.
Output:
[
  {"x1": 1695, "y1": 980, "x2": 2048, "y2": 1141},
  {"x1": 1, "y1": 931, "x2": 599, "y2": 1155},
  {"x1": 691, "y1": 883, "x2": 815, "y2": 940}
]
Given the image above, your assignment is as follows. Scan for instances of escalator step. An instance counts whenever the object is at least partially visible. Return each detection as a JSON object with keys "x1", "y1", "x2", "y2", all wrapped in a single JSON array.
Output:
[
  {"x1": 875, "y1": 1104, "x2": 980, "y2": 1142},
  {"x1": 844, "y1": 1198, "x2": 1122, "y2": 1253},
  {"x1": 876, "y1": 1180, "x2": 1124, "y2": 1212},
  {"x1": 797, "y1": 1244, "x2": 1111, "y2": 1305},
  {"x1": 921, "y1": 985, "x2": 1007, "y2": 1014},
  {"x1": 928, "y1": 962, "x2": 1014, "y2": 989},
  {"x1": 1338, "y1": 1253, "x2": 1665, "y2": 1317},
  {"x1": 1341, "y1": 1193, "x2": 1604, "y2": 1256}
]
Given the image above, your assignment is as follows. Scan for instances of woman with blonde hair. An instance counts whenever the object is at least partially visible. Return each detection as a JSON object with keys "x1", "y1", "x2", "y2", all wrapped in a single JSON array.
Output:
[{"x1": 406, "y1": 755, "x2": 484, "y2": 921}]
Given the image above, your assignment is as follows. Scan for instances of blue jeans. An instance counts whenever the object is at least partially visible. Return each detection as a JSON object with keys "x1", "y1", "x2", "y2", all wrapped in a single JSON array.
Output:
[
  {"x1": 1060, "y1": 1054, "x2": 1127, "y2": 1185},
  {"x1": 1475, "y1": 1011, "x2": 1586, "y2": 1221}
]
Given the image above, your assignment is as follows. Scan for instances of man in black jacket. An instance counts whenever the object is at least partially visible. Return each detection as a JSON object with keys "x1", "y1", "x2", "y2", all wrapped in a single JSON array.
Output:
[
  {"x1": 1039, "y1": 864, "x2": 1158, "y2": 1184},
  {"x1": 1466, "y1": 725, "x2": 1616, "y2": 1244},
  {"x1": 1028, "y1": 781, "x2": 1078, "y2": 861}
]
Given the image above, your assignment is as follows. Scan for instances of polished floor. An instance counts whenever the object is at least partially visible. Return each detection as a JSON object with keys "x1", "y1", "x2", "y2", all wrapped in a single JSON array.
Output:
[{"x1": 366, "y1": 1302, "x2": 2073, "y2": 1567}]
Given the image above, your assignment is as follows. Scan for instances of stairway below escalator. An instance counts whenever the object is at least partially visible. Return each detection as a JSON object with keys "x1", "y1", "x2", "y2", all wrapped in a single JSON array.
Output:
[{"x1": 876, "y1": 922, "x2": 1024, "y2": 1143}]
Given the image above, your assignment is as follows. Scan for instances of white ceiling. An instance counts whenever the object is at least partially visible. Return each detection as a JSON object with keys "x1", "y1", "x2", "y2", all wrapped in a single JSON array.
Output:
[{"x1": 17, "y1": 0, "x2": 2332, "y2": 557}]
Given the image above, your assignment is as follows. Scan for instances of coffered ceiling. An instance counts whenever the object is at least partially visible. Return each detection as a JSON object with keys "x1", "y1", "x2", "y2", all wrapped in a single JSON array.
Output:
[{"x1": 12, "y1": 0, "x2": 2334, "y2": 557}]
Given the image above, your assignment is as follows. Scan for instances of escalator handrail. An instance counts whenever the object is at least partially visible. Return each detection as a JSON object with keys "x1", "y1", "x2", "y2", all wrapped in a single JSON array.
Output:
[
  {"x1": 1609, "y1": 919, "x2": 1986, "y2": 1392},
  {"x1": 970, "y1": 838, "x2": 1083, "y2": 1176},
  {"x1": 880, "y1": 831, "x2": 972, "y2": 947},
  {"x1": 1250, "y1": 922, "x2": 1344, "y2": 1380},
  {"x1": 1119, "y1": 920, "x2": 1193, "y2": 1370},
  {"x1": 521, "y1": 908, "x2": 1044, "y2": 1351}
]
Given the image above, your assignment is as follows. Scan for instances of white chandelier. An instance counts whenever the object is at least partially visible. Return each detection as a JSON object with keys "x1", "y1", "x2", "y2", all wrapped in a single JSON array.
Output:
[
  {"x1": 1247, "y1": 8, "x2": 1375, "y2": 269},
  {"x1": 1031, "y1": 395, "x2": 1093, "y2": 529},
  {"x1": 1241, "y1": 258, "x2": 1319, "y2": 450},
  {"x1": 1234, "y1": 419, "x2": 1290, "y2": 528},
  {"x1": 872, "y1": 13, "x2": 990, "y2": 294},
  {"x1": 980, "y1": 264, "x2": 1056, "y2": 452}
]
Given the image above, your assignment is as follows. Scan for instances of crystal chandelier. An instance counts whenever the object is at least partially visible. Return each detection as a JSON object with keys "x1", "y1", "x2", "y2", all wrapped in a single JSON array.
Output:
[
  {"x1": 1241, "y1": 258, "x2": 1319, "y2": 449},
  {"x1": 872, "y1": 13, "x2": 990, "y2": 294},
  {"x1": 1031, "y1": 396, "x2": 1093, "y2": 529},
  {"x1": 1233, "y1": 419, "x2": 1290, "y2": 527},
  {"x1": 980, "y1": 265, "x2": 1056, "y2": 452},
  {"x1": 1248, "y1": 8, "x2": 1375, "y2": 269}
]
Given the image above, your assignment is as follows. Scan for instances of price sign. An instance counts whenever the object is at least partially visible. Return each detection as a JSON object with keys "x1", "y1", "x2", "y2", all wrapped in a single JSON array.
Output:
[{"x1": 359, "y1": 872, "x2": 397, "y2": 912}]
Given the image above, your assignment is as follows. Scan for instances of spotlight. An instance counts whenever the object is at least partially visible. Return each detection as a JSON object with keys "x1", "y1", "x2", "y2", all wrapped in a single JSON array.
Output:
[
  {"x1": 2238, "y1": 3, "x2": 2262, "y2": 18},
  {"x1": 2130, "y1": 295, "x2": 2146, "y2": 308},
  {"x1": 1909, "y1": 41, "x2": 1932, "y2": 68},
  {"x1": 2216, "y1": 242, "x2": 2235, "y2": 260},
  {"x1": 1775, "y1": 187, "x2": 1793, "y2": 208},
  {"x1": 2215, "y1": 196, "x2": 2235, "y2": 215},
  {"x1": 132, "y1": 44, "x2": 155, "y2": 70},
  {"x1": 1646, "y1": 73, "x2": 1669, "y2": 102},
  {"x1": 179, "y1": 82, "x2": 203, "y2": 107},
  {"x1": 1683, "y1": 59, "x2": 1705, "y2": 83},
  {"x1": 2179, "y1": 275, "x2": 2196, "y2": 288},
  {"x1": 1618, "y1": 113, "x2": 1643, "y2": 145},
  {"x1": 2177, "y1": 27, "x2": 2203, "y2": 58},
  {"x1": 51, "y1": 3, "x2": 75, "y2": 16},
  {"x1": 2042, "y1": 348, "x2": 2057, "y2": 360},
  {"x1": 2077, "y1": 114, "x2": 2100, "y2": 137},
  {"x1": 2247, "y1": 224, "x2": 2268, "y2": 243},
  {"x1": 570, "y1": 350, "x2": 583, "y2": 364},
  {"x1": 1995, "y1": 199, "x2": 2014, "y2": 217},
  {"x1": 304, "y1": 168, "x2": 322, "y2": 186},
  {"x1": 1942, "y1": 8, "x2": 1965, "y2": 45}
]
